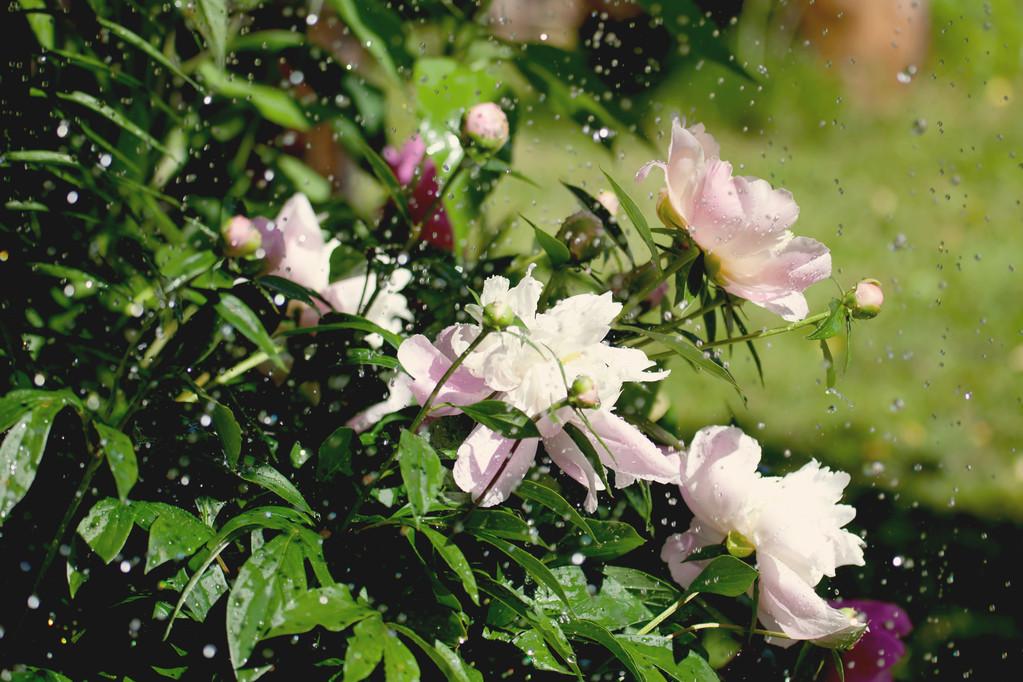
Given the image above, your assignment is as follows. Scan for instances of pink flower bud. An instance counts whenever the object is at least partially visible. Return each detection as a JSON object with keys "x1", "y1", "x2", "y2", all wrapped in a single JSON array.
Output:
[
  {"x1": 462, "y1": 102, "x2": 509, "y2": 151},
  {"x1": 222, "y1": 216, "x2": 262, "y2": 257},
  {"x1": 850, "y1": 278, "x2": 883, "y2": 319}
]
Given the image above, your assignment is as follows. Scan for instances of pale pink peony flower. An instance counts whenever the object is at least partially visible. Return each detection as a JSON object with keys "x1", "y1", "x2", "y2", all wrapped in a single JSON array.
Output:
[
  {"x1": 637, "y1": 119, "x2": 831, "y2": 321},
  {"x1": 396, "y1": 268, "x2": 680, "y2": 510},
  {"x1": 255, "y1": 194, "x2": 412, "y2": 345},
  {"x1": 661, "y1": 426, "x2": 865, "y2": 647}
]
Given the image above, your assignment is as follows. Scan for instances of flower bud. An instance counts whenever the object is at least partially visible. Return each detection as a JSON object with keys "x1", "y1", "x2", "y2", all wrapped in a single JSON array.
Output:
[
  {"x1": 221, "y1": 216, "x2": 262, "y2": 257},
  {"x1": 725, "y1": 530, "x2": 755, "y2": 558},
  {"x1": 596, "y1": 190, "x2": 619, "y2": 217},
  {"x1": 482, "y1": 300, "x2": 516, "y2": 330},
  {"x1": 556, "y1": 209, "x2": 606, "y2": 263},
  {"x1": 812, "y1": 609, "x2": 868, "y2": 650},
  {"x1": 848, "y1": 278, "x2": 883, "y2": 319},
  {"x1": 462, "y1": 102, "x2": 509, "y2": 151},
  {"x1": 568, "y1": 375, "x2": 601, "y2": 409},
  {"x1": 656, "y1": 189, "x2": 687, "y2": 229}
]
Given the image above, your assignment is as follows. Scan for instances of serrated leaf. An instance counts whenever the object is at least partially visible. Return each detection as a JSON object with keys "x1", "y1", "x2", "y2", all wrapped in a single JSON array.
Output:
[
  {"x1": 215, "y1": 292, "x2": 284, "y2": 369},
  {"x1": 94, "y1": 422, "x2": 138, "y2": 501},
  {"x1": 397, "y1": 430, "x2": 444, "y2": 517},
  {"x1": 458, "y1": 400, "x2": 541, "y2": 440}
]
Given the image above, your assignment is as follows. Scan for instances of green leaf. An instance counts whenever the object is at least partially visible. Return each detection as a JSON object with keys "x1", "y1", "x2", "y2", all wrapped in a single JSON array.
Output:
[
  {"x1": 561, "y1": 620, "x2": 645, "y2": 680},
  {"x1": 2, "y1": 150, "x2": 76, "y2": 167},
  {"x1": 215, "y1": 292, "x2": 284, "y2": 369},
  {"x1": 602, "y1": 566, "x2": 682, "y2": 610},
  {"x1": 382, "y1": 631, "x2": 420, "y2": 682},
  {"x1": 808, "y1": 299, "x2": 848, "y2": 341},
  {"x1": 346, "y1": 348, "x2": 400, "y2": 370},
  {"x1": 17, "y1": 0, "x2": 54, "y2": 49},
  {"x1": 562, "y1": 421, "x2": 612, "y2": 494},
  {"x1": 521, "y1": 214, "x2": 571, "y2": 267},
  {"x1": 181, "y1": 563, "x2": 229, "y2": 621},
  {"x1": 226, "y1": 532, "x2": 303, "y2": 669},
  {"x1": 397, "y1": 430, "x2": 444, "y2": 517},
  {"x1": 472, "y1": 533, "x2": 571, "y2": 610},
  {"x1": 344, "y1": 617, "x2": 386, "y2": 682},
  {"x1": 574, "y1": 519, "x2": 645, "y2": 561},
  {"x1": 462, "y1": 508, "x2": 538, "y2": 544},
  {"x1": 620, "y1": 325, "x2": 740, "y2": 394},
  {"x1": 279, "y1": 313, "x2": 404, "y2": 350},
  {"x1": 194, "y1": 0, "x2": 229, "y2": 68},
  {"x1": 431, "y1": 640, "x2": 482, "y2": 682},
  {"x1": 289, "y1": 442, "x2": 311, "y2": 469},
  {"x1": 276, "y1": 154, "x2": 331, "y2": 203},
  {"x1": 514, "y1": 479, "x2": 591, "y2": 535},
  {"x1": 675, "y1": 651, "x2": 720, "y2": 682},
  {"x1": 820, "y1": 339, "x2": 837, "y2": 389},
  {"x1": 94, "y1": 423, "x2": 138, "y2": 501},
  {"x1": 602, "y1": 171, "x2": 661, "y2": 272},
  {"x1": 317, "y1": 426, "x2": 354, "y2": 481},
  {"x1": 240, "y1": 464, "x2": 316, "y2": 517},
  {"x1": 257, "y1": 274, "x2": 322, "y2": 307},
  {"x1": 208, "y1": 398, "x2": 242, "y2": 468},
  {"x1": 97, "y1": 18, "x2": 201, "y2": 90},
  {"x1": 198, "y1": 63, "x2": 310, "y2": 131},
  {"x1": 267, "y1": 584, "x2": 372, "y2": 638},
  {"x1": 635, "y1": 0, "x2": 753, "y2": 81},
  {"x1": 1, "y1": 398, "x2": 67, "y2": 523},
  {"x1": 0, "y1": 389, "x2": 80, "y2": 432},
  {"x1": 418, "y1": 526, "x2": 479, "y2": 606},
  {"x1": 55, "y1": 91, "x2": 168, "y2": 154},
  {"x1": 329, "y1": 244, "x2": 366, "y2": 282},
  {"x1": 689, "y1": 555, "x2": 758, "y2": 597},
  {"x1": 146, "y1": 506, "x2": 213, "y2": 572},
  {"x1": 67, "y1": 559, "x2": 88, "y2": 599},
  {"x1": 458, "y1": 400, "x2": 541, "y2": 440},
  {"x1": 77, "y1": 498, "x2": 135, "y2": 564},
  {"x1": 562, "y1": 181, "x2": 633, "y2": 262},
  {"x1": 326, "y1": 0, "x2": 411, "y2": 85},
  {"x1": 333, "y1": 119, "x2": 410, "y2": 225},
  {"x1": 504, "y1": 629, "x2": 572, "y2": 674}
]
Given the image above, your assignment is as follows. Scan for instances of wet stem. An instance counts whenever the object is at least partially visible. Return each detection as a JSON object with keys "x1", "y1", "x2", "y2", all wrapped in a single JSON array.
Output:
[
  {"x1": 647, "y1": 309, "x2": 830, "y2": 360},
  {"x1": 341, "y1": 329, "x2": 491, "y2": 532}
]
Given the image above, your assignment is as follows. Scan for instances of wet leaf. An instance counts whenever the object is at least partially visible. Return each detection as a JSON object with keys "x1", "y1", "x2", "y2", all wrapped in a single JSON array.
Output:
[
  {"x1": 94, "y1": 422, "x2": 137, "y2": 501},
  {"x1": 240, "y1": 464, "x2": 317, "y2": 518},
  {"x1": 458, "y1": 400, "x2": 541, "y2": 440},
  {"x1": 77, "y1": 498, "x2": 135, "y2": 564},
  {"x1": 418, "y1": 526, "x2": 480, "y2": 606},
  {"x1": 397, "y1": 430, "x2": 444, "y2": 517},
  {"x1": 215, "y1": 292, "x2": 284, "y2": 369},
  {"x1": 689, "y1": 555, "x2": 758, "y2": 597}
]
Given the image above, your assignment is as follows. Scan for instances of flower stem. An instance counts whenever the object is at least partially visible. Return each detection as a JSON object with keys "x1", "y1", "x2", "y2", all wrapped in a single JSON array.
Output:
[
  {"x1": 409, "y1": 329, "x2": 490, "y2": 433},
  {"x1": 637, "y1": 590, "x2": 701, "y2": 635},
  {"x1": 614, "y1": 250, "x2": 697, "y2": 323},
  {"x1": 648, "y1": 310, "x2": 829, "y2": 360}
]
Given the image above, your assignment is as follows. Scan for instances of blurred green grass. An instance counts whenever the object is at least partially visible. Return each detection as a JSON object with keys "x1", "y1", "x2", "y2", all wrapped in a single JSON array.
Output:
[{"x1": 482, "y1": 1, "x2": 1023, "y2": 521}]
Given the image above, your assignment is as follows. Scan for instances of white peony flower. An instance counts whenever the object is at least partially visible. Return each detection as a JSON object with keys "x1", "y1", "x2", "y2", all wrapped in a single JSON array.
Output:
[
  {"x1": 397, "y1": 268, "x2": 679, "y2": 510},
  {"x1": 661, "y1": 425, "x2": 865, "y2": 646}
]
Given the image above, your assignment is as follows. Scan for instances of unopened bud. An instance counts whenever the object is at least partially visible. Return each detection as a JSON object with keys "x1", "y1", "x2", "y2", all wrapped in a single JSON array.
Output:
[
  {"x1": 222, "y1": 216, "x2": 262, "y2": 257},
  {"x1": 656, "y1": 190, "x2": 687, "y2": 229},
  {"x1": 482, "y1": 300, "x2": 516, "y2": 330},
  {"x1": 848, "y1": 278, "x2": 883, "y2": 319},
  {"x1": 556, "y1": 210, "x2": 606, "y2": 263},
  {"x1": 568, "y1": 375, "x2": 601, "y2": 409},
  {"x1": 725, "y1": 530, "x2": 755, "y2": 558},
  {"x1": 462, "y1": 102, "x2": 509, "y2": 151}
]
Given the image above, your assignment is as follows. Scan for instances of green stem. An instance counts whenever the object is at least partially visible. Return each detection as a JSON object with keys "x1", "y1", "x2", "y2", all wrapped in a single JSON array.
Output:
[
  {"x1": 614, "y1": 251, "x2": 696, "y2": 323},
  {"x1": 619, "y1": 297, "x2": 726, "y2": 347},
  {"x1": 409, "y1": 329, "x2": 490, "y2": 433},
  {"x1": 637, "y1": 591, "x2": 701, "y2": 635},
  {"x1": 648, "y1": 310, "x2": 829, "y2": 360}
]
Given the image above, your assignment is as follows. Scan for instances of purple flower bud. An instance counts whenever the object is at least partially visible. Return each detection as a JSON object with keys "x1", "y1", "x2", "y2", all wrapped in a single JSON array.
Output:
[
  {"x1": 221, "y1": 216, "x2": 262, "y2": 257},
  {"x1": 850, "y1": 278, "x2": 884, "y2": 319},
  {"x1": 462, "y1": 102, "x2": 509, "y2": 151}
]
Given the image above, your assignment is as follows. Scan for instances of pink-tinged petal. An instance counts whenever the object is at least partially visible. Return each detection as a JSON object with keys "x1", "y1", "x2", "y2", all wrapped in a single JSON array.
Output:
[
  {"x1": 275, "y1": 193, "x2": 326, "y2": 252},
  {"x1": 680, "y1": 425, "x2": 764, "y2": 537},
  {"x1": 396, "y1": 334, "x2": 490, "y2": 415},
  {"x1": 686, "y1": 159, "x2": 747, "y2": 247},
  {"x1": 454, "y1": 426, "x2": 538, "y2": 506},
  {"x1": 253, "y1": 217, "x2": 286, "y2": 270},
  {"x1": 661, "y1": 522, "x2": 725, "y2": 588},
  {"x1": 687, "y1": 121, "x2": 721, "y2": 160},
  {"x1": 346, "y1": 374, "x2": 415, "y2": 433},
  {"x1": 542, "y1": 427, "x2": 605, "y2": 512},
  {"x1": 583, "y1": 410, "x2": 681, "y2": 485},
  {"x1": 664, "y1": 118, "x2": 711, "y2": 218},
  {"x1": 732, "y1": 175, "x2": 800, "y2": 237},
  {"x1": 757, "y1": 553, "x2": 865, "y2": 647},
  {"x1": 383, "y1": 135, "x2": 427, "y2": 186},
  {"x1": 717, "y1": 236, "x2": 831, "y2": 322}
]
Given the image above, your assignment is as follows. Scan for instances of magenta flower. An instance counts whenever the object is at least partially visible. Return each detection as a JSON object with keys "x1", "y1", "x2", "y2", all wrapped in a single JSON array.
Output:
[
  {"x1": 383, "y1": 135, "x2": 454, "y2": 252},
  {"x1": 826, "y1": 600, "x2": 912, "y2": 682},
  {"x1": 637, "y1": 119, "x2": 831, "y2": 321}
]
